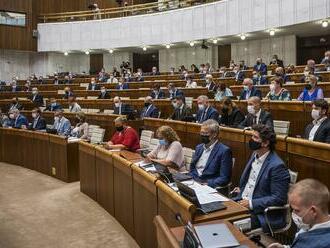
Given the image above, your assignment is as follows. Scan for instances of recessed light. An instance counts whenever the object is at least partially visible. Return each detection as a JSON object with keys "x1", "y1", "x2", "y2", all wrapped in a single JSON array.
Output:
[
  {"x1": 109, "y1": 49, "x2": 114, "y2": 54},
  {"x1": 213, "y1": 39, "x2": 218, "y2": 44},
  {"x1": 142, "y1": 46, "x2": 147, "y2": 51},
  {"x1": 240, "y1": 34, "x2": 246, "y2": 40},
  {"x1": 322, "y1": 20, "x2": 328, "y2": 28},
  {"x1": 64, "y1": 52, "x2": 68, "y2": 56},
  {"x1": 189, "y1": 41, "x2": 195, "y2": 47},
  {"x1": 269, "y1": 29, "x2": 275, "y2": 36},
  {"x1": 166, "y1": 44, "x2": 171, "y2": 49},
  {"x1": 85, "y1": 50, "x2": 90, "y2": 55}
]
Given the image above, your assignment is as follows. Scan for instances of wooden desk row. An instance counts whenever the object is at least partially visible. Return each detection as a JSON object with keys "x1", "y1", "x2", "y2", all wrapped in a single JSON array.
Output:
[
  {"x1": 79, "y1": 142, "x2": 249, "y2": 248},
  {"x1": 0, "y1": 128, "x2": 79, "y2": 182},
  {"x1": 143, "y1": 118, "x2": 330, "y2": 192}
]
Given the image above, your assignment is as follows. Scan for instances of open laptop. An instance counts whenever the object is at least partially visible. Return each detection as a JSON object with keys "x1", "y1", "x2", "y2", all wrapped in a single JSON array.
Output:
[{"x1": 176, "y1": 181, "x2": 226, "y2": 214}]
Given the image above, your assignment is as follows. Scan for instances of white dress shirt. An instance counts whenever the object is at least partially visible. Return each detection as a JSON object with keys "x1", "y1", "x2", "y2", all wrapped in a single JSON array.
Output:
[
  {"x1": 308, "y1": 116, "x2": 327, "y2": 141},
  {"x1": 242, "y1": 151, "x2": 270, "y2": 209},
  {"x1": 195, "y1": 141, "x2": 218, "y2": 176}
]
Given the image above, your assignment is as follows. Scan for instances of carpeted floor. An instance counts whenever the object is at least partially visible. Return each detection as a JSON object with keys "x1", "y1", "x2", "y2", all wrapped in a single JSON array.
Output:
[{"x1": 0, "y1": 162, "x2": 139, "y2": 248}]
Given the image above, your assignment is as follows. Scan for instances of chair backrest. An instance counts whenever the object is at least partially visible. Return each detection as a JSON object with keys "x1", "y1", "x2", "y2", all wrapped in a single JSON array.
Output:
[
  {"x1": 149, "y1": 138, "x2": 159, "y2": 151},
  {"x1": 103, "y1": 109, "x2": 114, "y2": 114},
  {"x1": 87, "y1": 96, "x2": 98, "y2": 100},
  {"x1": 153, "y1": 215, "x2": 180, "y2": 248},
  {"x1": 80, "y1": 83, "x2": 89, "y2": 88},
  {"x1": 57, "y1": 90, "x2": 65, "y2": 95},
  {"x1": 185, "y1": 97, "x2": 193, "y2": 108},
  {"x1": 81, "y1": 108, "x2": 88, "y2": 113},
  {"x1": 76, "y1": 97, "x2": 85, "y2": 100},
  {"x1": 140, "y1": 130, "x2": 154, "y2": 148},
  {"x1": 273, "y1": 120, "x2": 290, "y2": 135},
  {"x1": 183, "y1": 147, "x2": 195, "y2": 171},
  {"x1": 90, "y1": 128, "x2": 105, "y2": 144},
  {"x1": 88, "y1": 108, "x2": 99, "y2": 113}
]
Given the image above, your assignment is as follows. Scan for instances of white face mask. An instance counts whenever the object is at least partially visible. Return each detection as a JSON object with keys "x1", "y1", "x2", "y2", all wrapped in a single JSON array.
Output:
[
  {"x1": 101, "y1": 89, "x2": 106, "y2": 93},
  {"x1": 243, "y1": 85, "x2": 249, "y2": 91},
  {"x1": 292, "y1": 211, "x2": 310, "y2": 231},
  {"x1": 247, "y1": 105, "x2": 256, "y2": 115},
  {"x1": 198, "y1": 104, "x2": 205, "y2": 111},
  {"x1": 9, "y1": 113, "x2": 15, "y2": 119},
  {"x1": 54, "y1": 116, "x2": 59, "y2": 122},
  {"x1": 304, "y1": 71, "x2": 309, "y2": 77},
  {"x1": 32, "y1": 113, "x2": 37, "y2": 119},
  {"x1": 172, "y1": 102, "x2": 178, "y2": 108},
  {"x1": 269, "y1": 84, "x2": 276, "y2": 92},
  {"x1": 115, "y1": 103, "x2": 120, "y2": 108},
  {"x1": 32, "y1": 91, "x2": 37, "y2": 95},
  {"x1": 311, "y1": 109, "x2": 321, "y2": 120}
]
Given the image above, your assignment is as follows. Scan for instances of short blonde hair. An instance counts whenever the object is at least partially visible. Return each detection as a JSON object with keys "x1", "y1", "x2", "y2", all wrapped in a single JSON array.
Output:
[{"x1": 156, "y1": 125, "x2": 180, "y2": 143}]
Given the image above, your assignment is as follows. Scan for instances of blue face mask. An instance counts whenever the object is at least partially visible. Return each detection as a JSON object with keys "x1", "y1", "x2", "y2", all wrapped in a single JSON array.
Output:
[{"x1": 159, "y1": 139, "x2": 168, "y2": 146}]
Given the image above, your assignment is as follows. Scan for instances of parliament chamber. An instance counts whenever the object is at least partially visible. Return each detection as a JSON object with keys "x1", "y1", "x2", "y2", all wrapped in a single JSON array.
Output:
[{"x1": 1, "y1": 0, "x2": 330, "y2": 248}]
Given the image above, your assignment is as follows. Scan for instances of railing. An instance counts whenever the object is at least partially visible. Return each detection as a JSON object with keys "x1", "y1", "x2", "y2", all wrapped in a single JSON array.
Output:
[{"x1": 38, "y1": 0, "x2": 220, "y2": 23}]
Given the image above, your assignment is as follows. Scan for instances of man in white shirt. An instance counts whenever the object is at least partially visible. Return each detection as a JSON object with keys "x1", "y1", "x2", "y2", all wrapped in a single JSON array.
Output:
[
  {"x1": 268, "y1": 179, "x2": 330, "y2": 248},
  {"x1": 304, "y1": 99, "x2": 330, "y2": 143}
]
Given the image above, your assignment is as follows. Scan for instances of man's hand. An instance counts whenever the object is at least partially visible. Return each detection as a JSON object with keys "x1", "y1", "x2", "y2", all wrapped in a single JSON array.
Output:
[
  {"x1": 231, "y1": 187, "x2": 241, "y2": 194},
  {"x1": 267, "y1": 243, "x2": 285, "y2": 248},
  {"x1": 238, "y1": 199, "x2": 249, "y2": 208}
]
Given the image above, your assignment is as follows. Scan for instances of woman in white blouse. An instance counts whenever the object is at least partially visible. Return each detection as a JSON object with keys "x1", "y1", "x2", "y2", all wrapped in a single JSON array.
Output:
[
  {"x1": 185, "y1": 76, "x2": 198, "y2": 88},
  {"x1": 71, "y1": 112, "x2": 90, "y2": 140}
]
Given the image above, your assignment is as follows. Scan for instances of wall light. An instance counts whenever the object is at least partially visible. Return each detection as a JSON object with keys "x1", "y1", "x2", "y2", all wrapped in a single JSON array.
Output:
[
  {"x1": 165, "y1": 44, "x2": 171, "y2": 49},
  {"x1": 109, "y1": 49, "x2": 114, "y2": 54},
  {"x1": 240, "y1": 34, "x2": 246, "y2": 40},
  {"x1": 269, "y1": 29, "x2": 275, "y2": 36},
  {"x1": 142, "y1": 46, "x2": 147, "y2": 51},
  {"x1": 213, "y1": 39, "x2": 218, "y2": 44},
  {"x1": 322, "y1": 20, "x2": 328, "y2": 28},
  {"x1": 64, "y1": 52, "x2": 68, "y2": 56},
  {"x1": 189, "y1": 41, "x2": 195, "y2": 47},
  {"x1": 85, "y1": 50, "x2": 90, "y2": 55}
]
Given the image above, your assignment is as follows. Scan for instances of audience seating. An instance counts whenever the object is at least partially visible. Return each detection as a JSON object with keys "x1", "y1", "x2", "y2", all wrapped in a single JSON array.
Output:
[
  {"x1": 273, "y1": 120, "x2": 290, "y2": 136},
  {"x1": 140, "y1": 130, "x2": 154, "y2": 149}
]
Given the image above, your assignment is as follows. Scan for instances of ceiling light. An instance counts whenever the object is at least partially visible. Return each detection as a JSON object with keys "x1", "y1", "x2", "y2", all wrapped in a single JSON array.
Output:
[
  {"x1": 240, "y1": 34, "x2": 246, "y2": 40},
  {"x1": 322, "y1": 20, "x2": 328, "y2": 28},
  {"x1": 109, "y1": 49, "x2": 114, "y2": 54},
  {"x1": 142, "y1": 46, "x2": 147, "y2": 51},
  {"x1": 165, "y1": 44, "x2": 171, "y2": 49},
  {"x1": 189, "y1": 41, "x2": 195, "y2": 47},
  {"x1": 85, "y1": 50, "x2": 90, "y2": 55},
  {"x1": 269, "y1": 29, "x2": 275, "y2": 36},
  {"x1": 64, "y1": 52, "x2": 68, "y2": 56},
  {"x1": 213, "y1": 39, "x2": 218, "y2": 44}
]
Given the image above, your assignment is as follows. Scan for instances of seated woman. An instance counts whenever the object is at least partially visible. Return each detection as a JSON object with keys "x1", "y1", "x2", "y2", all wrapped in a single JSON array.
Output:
[
  {"x1": 106, "y1": 116, "x2": 140, "y2": 152},
  {"x1": 71, "y1": 112, "x2": 90, "y2": 140},
  {"x1": 219, "y1": 97, "x2": 245, "y2": 128},
  {"x1": 185, "y1": 75, "x2": 197, "y2": 88},
  {"x1": 265, "y1": 77, "x2": 291, "y2": 101},
  {"x1": 146, "y1": 125, "x2": 184, "y2": 170},
  {"x1": 214, "y1": 82, "x2": 233, "y2": 101},
  {"x1": 297, "y1": 75, "x2": 324, "y2": 101}
]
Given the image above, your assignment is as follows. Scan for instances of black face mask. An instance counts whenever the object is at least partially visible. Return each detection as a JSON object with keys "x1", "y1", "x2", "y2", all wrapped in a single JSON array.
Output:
[
  {"x1": 249, "y1": 139, "x2": 262, "y2": 150},
  {"x1": 144, "y1": 102, "x2": 151, "y2": 107},
  {"x1": 12, "y1": 101, "x2": 17, "y2": 104},
  {"x1": 256, "y1": 61, "x2": 261, "y2": 65},
  {"x1": 200, "y1": 135, "x2": 210, "y2": 144},
  {"x1": 116, "y1": 126, "x2": 124, "y2": 132},
  {"x1": 222, "y1": 107, "x2": 229, "y2": 114},
  {"x1": 305, "y1": 84, "x2": 312, "y2": 91}
]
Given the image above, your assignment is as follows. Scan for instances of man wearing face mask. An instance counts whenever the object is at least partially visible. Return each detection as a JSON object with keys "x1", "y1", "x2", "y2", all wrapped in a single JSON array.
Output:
[
  {"x1": 106, "y1": 116, "x2": 140, "y2": 152},
  {"x1": 115, "y1": 77, "x2": 129, "y2": 90},
  {"x1": 45, "y1": 98, "x2": 62, "y2": 111},
  {"x1": 63, "y1": 87, "x2": 74, "y2": 99},
  {"x1": 8, "y1": 108, "x2": 29, "y2": 129},
  {"x1": 52, "y1": 109, "x2": 71, "y2": 136},
  {"x1": 107, "y1": 73, "x2": 119, "y2": 83},
  {"x1": 196, "y1": 95, "x2": 219, "y2": 123},
  {"x1": 98, "y1": 86, "x2": 110, "y2": 99},
  {"x1": 53, "y1": 76, "x2": 62, "y2": 85},
  {"x1": 239, "y1": 96, "x2": 274, "y2": 129},
  {"x1": 189, "y1": 119, "x2": 232, "y2": 188},
  {"x1": 150, "y1": 66, "x2": 160, "y2": 76},
  {"x1": 303, "y1": 99, "x2": 330, "y2": 143},
  {"x1": 29, "y1": 87, "x2": 44, "y2": 107},
  {"x1": 88, "y1": 77, "x2": 101, "y2": 91},
  {"x1": 320, "y1": 50, "x2": 330, "y2": 64},
  {"x1": 167, "y1": 83, "x2": 184, "y2": 100},
  {"x1": 150, "y1": 83, "x2": 165, "y2": 99},
  {"x1": 268, "y1": 179, "x2": 330, "y2": 248},
  {"x1": 113, "y1": 96, "x2": 133, "y2": 117},
  {"x1": 232, "y1": 124, "x2": 290, "y2": 232},
  {"x1": 140, "y1": 96, "x2": 159, "y2": 118},
  {"x1": 265, "y1": 77, "x2": 291, "y2": 101},
  {"x1": 274, "y1": 67, "x2": 289, "y2": 83},
  {"x1": 204, "y1": 74, "x2": 217, "y2": 92},
  {"x1": 253, "y1": 58, "x2": 267, "y2": 76},
  {"x1": 234, "y1": 65, "x2": 245, "y2": 83},
  {"x1": 29, "y1": 108, "x2": 46, "y2": 130},
  {"x1": 169, "y1": 95, "x2": 193, "y2": 121},
  {"x1": 297, "y1": 75, "x2": 324, "y2": 101},
  {"x1": 10, "y1": 80, "x2": 21, "y2": 92},
  {"x1": 239, "y1": 78, "x2": 262, "y2": 100}
]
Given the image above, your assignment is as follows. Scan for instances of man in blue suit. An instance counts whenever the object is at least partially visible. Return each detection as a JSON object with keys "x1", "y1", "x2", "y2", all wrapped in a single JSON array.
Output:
[
  {"x1": 88, "y1": 78, "x2": 101, "y2": 91},
  {"x1": 44, "y1": 98, "x2": 62, "y2": 111},
  {"x1": 253, "y1": 58, "x2": 267, "y2": 76},
  {"x1": 234, "y1": 65, "x2": 245, "y2": 83},
  {"x1": 190, "y1": 119, "x2": 232, "y2": 188},
  {"x1": 116, "y1": 78, "x2": 129, "y2": 90},
  {"x1": 9, "y1": 108, "x2": 29, "y2": 129},
  {"x1": 167, "y1": 83, "x2": 184, "y2": 99},
  {"x1": 269, "y1": 179, "x2": 330, "y2": 248},
  {"x1": 29, "y1": 108, "x2": 46, "y2": 130},
  {"x1": 140, "y1": 96, "x2": 159, "y2": 118},
  {"x1": 240, "y1": 78, "x2": 262, "y2": 100},
  {"x1": 52, "y1": 109, "x2": 71, "y2": 136},
  {"x1": 232, "y1": 124, "x2": 290, "y2": 232},
  {"x1": 196, "y1": 95, "x2": 219, "y2": 123},
  {"x1": 150, "y1": 83, "x2": 165, "y2": 99}
]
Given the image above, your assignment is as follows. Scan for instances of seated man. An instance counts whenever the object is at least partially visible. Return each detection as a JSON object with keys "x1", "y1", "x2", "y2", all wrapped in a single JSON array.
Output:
[
  {"x1": 150, "y1": 83, "x2": 165, "y2": 99},
  {"x1": 88, "y1": 77, "x2": 101, "y2": 91},
  {"x1": 0, "y1": 108, "x2": 10, "y2": 127},
  {"x1": 240, "y1": 78, "x2": 262, "y2": 100},
  {"x1": 29, "y1": 87, "x2": 44, "y2": 107},
  {"x1": 303, "y1": 99, "x2": 330, "y2": 143},
  {"x1": 52, "y1": 109, "x2": 71, "y2": 136},
  {"x1": 8, "y1": 108, "x2": 28, "y2": 129},
  {"x1": 232, "y1": 124, "x2": 290, "y2": 232},
  {"x1": 234, "y1": 64, "x2": 245, "y2": 83},
  {"x1": 63, "y1": 75, "x2": 72, "y2": 84},
  {"x1": 98, "y1": 86, "x2": 110, "y2": 99},
  {"x1": 63, "y1": 87, "x2": 74, "y2": 99},
  {"x1": 168, "y1": 83, "x2": 184, "y2": 99},
  {"x1": 116, "y1": 78, "x2": 129, "y2": 90},
  {"x1": 274, "y1": 67, "x2": 289, "y2": 83},
  {"x1": 253, "y1": 57, "x2": 267, "y2": 76},
  {"x1": 44, "y1": 98, "x2": 62, "y2": 111},
  {"x1": 29, "y1": 107, "x2": 46, "y2": 130},
  {"x1": 68, "y1": 96, "x2": 82, "y2": 113},
  {"x1": 196, "y1": 95, "x2": 219, "y2": 123},
  {"x1": 113, "y1": 96, "x2": 133, "y2": 116},
  {"x1": 268, "y1": 179, "x2": 330, "y2": 248},
  {"x1": 8, "y1": 97, "x2": 23, "y2": 111},
  {"x1": 140, "y1": 96, "x2": 159, "y2": 118},
  {"x1": 53, "y1": 75, "x2": 62, "y2": 85},
  {"x1": 107, "y1": 73, "x2": 118, "y2": 83},
  {"x1": 252, "y1": 71, "x2": 268, "y2": 85},
  {"x1": 150, "y1": 66, "x2": 160, "y2": 76},
  {"x1": 10, "y1": 80, "x2": 21, "y2": 92},
  {"x1": 205, "y1": 74, "x2": 217, "y2": 92},
  {"x1": 239, "y1": 96, "x2": 274, "y2": 129},
  {"x1": 169, "y1": 95, "x2": 193, "y2": 122},
  {"x1": 106, "y1": 116, "x2": 140, "y2": 152},
  {"x1": 189, "y1": 120, "x2": 232, "y2": 188},
  {"x1": 219, "y1": 97, "x2": 245, "y2": 128}
]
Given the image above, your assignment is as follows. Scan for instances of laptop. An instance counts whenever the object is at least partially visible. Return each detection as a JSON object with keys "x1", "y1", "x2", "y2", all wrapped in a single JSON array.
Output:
[{"x1": 176, "y1": 181, "x2": 227, "y2": 214}]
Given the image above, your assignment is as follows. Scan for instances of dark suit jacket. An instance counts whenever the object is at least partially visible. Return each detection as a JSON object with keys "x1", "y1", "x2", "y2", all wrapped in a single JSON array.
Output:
[
  {"x1": 236, "y1": 151, "x2": 290, "y2": 232},
  {"x1": 304, "y1": 118, "x2": 330, "y2": 144},
  {"x1": 239, "y1": 109, "x2": 274, "y2": 129},
  {"x1": 168, "y1": 89, "x2": 184, "y2": 99},
  {"x1": 116, "y1": 83, "x2": 129, "y2": 90},
  {"x1": 205, "y1": 81, "x2": 217, "y2": 92},
  {"x1": 44, "y1": 103, "x2": 62, "y2": 111},
  {"x1": 170, "y1": 105, "x2": 193, "y2": 122},
  {"x1": 252, "y1": 76, "x2": 268, "y2": 85},
  {"x1": 11, "y1": 114, "x2": 29, "y2": 128},
  {"x1": 140, "y1": 104, "x2": 159, "y2": 118},
  {"x1": 196, "y1": 106, "x2": 219, "y2": 123},
  {"x1": 63, "y1": 91, "x2": 74, "y2": 99},
  {"x1": 29, "y1": 94, "x2": 44, "y2": 107},
  {"x1": 253, "y1": 63, "x2": 267, "y2": 75},
  {"x1": 10, "y1": 86, "x2": 21, "y2": 92},
  {"x1": 235, "y1": 71, "x2": 245, "y2": 83},
  {"x1": 53, "y1": 79, "x2": 62, "y2": 85},
  {"x1": 239, "y1": 86, "x2": 262, "y2": 100},
  {"x1": 190, "y1": 142, "x2": 232, "y2": 188},
  {"x1": 98, "y1": 91, "x2": 110, "y2": 99},
  {"x1": 88, "y1": 83, "x2": 101, "y2": 91},
  {"x1": 114, "y1": 103, "x2": 133, "y2": 115},
  {"x1": 29, "y1": 116, "x2": 47, "y2": 130},
  {"x1": 150, "y1": 90, "x2": 165, "y2": 99},
  {"x1": 219, "y1": 107, "x2": 245, "y2": 128}
]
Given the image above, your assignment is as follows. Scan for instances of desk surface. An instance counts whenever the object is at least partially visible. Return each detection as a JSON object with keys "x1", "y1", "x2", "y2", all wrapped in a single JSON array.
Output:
[{"x1": 171, "y1": 220, "x2": 258, "y2": 248}]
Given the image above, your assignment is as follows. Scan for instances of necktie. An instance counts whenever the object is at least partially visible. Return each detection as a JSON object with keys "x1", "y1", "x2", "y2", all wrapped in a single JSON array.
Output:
[
  {"x1": 200, "y1": 111, "x2": 206, "y2": 122},
  {"x1": 253, "y1": 116, "x2": 257, "y2": 125}
]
